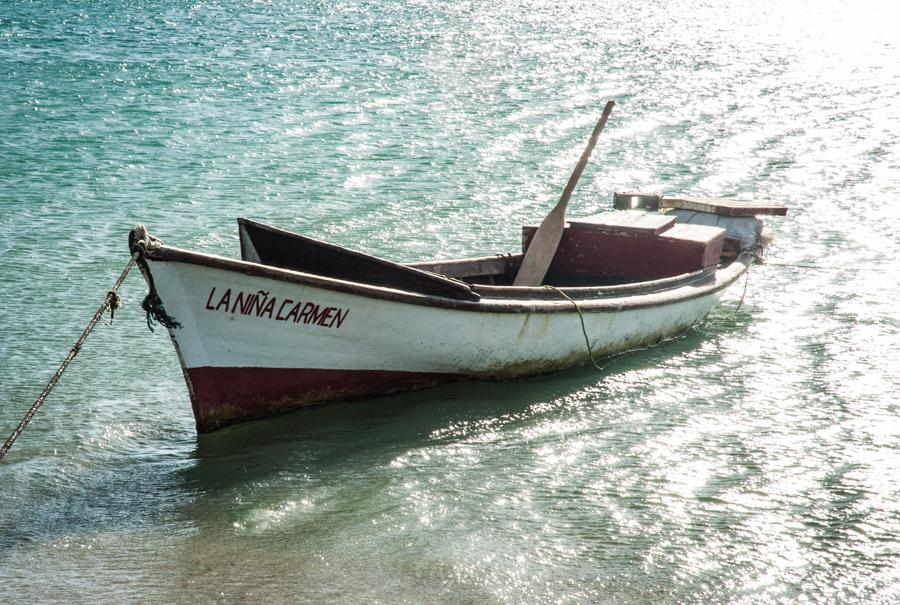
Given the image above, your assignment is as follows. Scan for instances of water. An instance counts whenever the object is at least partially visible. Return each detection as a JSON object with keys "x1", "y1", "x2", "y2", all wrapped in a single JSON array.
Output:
[{"x1": 2, "y1": 0, "x2": 899, "y2": 602}]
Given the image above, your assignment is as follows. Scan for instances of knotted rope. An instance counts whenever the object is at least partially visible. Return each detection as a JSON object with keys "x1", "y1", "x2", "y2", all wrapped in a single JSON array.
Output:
[{"x1": 129, "y1": 224, "x2": 180, "y2": 332}]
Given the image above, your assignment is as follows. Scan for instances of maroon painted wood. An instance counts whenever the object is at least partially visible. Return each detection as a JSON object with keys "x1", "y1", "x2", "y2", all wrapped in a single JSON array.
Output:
[
  {"x1": 187, "y1": 366, "x2": 461, "y2": 432},
  {"x1": 522, "y1": 213, "x2": 726, "y2": 281}
]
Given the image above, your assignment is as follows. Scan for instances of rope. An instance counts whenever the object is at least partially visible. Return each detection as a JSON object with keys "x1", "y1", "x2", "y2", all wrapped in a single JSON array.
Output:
[
  {"x1": 128, "y1": 224, "x2": 180, "y2": 332},
  {"x1": 0, "y1": 255, "x2": 137, "y2": 462},
  {"x1": 736, "y1": 267, "x2": 750, "y2": 312},
  {"x1": 544, "y1": 285, "x2": 605, "y2": 371}
]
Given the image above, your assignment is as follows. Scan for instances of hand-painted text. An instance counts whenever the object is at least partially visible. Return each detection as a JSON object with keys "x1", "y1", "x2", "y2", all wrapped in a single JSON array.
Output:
[{"x1": 204, "y1": 287, "x2": 349, "y2": 329}]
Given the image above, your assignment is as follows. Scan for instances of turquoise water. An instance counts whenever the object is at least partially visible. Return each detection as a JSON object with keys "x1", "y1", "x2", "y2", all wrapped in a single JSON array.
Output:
[{"x1": 2, "y1": 0, "x2": 900, "y2": 602}]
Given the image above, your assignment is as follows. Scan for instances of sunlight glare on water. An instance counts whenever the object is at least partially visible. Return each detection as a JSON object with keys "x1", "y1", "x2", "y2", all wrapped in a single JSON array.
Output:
[{"x1": 2, "y1": 0, "x2": 900, "y2": 603}]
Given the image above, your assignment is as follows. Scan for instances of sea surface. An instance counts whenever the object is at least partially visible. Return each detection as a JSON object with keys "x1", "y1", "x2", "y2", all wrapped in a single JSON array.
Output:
[{"x1": 2, "y1": 0, "x2": 899, "y2": 603}]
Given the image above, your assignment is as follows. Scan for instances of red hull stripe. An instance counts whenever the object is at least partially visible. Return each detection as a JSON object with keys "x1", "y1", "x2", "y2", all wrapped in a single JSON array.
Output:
[{"x1": 185, "y1": 366, "x2": 460, "y2": 432}]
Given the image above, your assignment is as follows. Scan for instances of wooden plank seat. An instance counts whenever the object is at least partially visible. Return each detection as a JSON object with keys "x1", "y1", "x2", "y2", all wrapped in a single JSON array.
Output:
[
  {"x1": 661, "y1": 196, "x2": 788, "y2": 216},
  {"x1": 571, "y1": 211, "x2": 675, "y2": 235}
]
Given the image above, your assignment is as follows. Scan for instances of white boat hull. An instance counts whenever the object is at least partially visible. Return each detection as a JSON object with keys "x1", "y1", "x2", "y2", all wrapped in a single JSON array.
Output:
[{"x1": 144, "y1": 255, "x2": 737, "y2": 432}]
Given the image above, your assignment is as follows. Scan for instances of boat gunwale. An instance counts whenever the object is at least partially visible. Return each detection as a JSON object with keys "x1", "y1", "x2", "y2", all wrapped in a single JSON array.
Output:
[
  {"x1": 472, "y1": 265, "x2": 718, "y2": 299},
  {"x1": 143, "y1": 244, "x2": 755, "y2": 313}
]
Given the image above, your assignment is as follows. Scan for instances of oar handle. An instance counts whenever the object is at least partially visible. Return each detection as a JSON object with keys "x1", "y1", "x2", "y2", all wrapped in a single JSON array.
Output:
[{"x1": 554, "y1": 100, "x2": 615, "y2": 212}]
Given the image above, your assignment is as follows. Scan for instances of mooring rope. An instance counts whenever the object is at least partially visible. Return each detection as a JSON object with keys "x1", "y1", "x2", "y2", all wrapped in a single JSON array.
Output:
[
  {"x1": 128, "y1": 224, "x2": 180, "y2": 332},
  {"x1": 736, "y1": 267, "x2": 751, "y2": 313},
  {"x1": 544, "y1": 285, "x2": 605, "y2": 371},
  {"x1": 0, "y1": 255, "x2": 137, "y2": 462}
]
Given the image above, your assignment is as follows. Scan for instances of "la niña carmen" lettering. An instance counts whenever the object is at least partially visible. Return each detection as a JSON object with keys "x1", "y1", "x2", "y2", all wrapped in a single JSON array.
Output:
[{"x1": 204, "y1": 287, "x2": 349, "y2": 329}]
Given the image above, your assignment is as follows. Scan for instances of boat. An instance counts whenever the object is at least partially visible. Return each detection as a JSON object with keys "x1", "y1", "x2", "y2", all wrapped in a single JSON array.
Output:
[{"x1": 129, "y1": 194, "x2": 785, "y2": 433}]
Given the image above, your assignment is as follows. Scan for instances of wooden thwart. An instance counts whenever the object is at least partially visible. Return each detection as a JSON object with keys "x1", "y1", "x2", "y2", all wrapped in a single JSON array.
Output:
[
  {"x1": 661, "y1": 196, "x2": 788, "y2": 216},
  {"x1": 571, "y1": 212, "x2": 675, "y2": 235}
]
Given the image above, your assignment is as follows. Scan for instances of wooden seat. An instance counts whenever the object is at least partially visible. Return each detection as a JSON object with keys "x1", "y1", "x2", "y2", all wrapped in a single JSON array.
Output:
[
  {"x1": 570, "y1": 212, "x2": 676, "y2": 235},
  {"x1": 661, "y1": 196, "x2": 788, "y2": 216}
]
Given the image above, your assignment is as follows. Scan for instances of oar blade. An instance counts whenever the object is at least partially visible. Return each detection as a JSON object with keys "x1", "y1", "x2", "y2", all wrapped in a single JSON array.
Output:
[{"x1": 512, "y1": 204, "x2": 567, "y2": 287}]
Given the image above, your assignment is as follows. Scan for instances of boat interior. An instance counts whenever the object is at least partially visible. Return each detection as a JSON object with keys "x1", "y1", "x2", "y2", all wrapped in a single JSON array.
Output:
[{"x1": 237, "y1": 196, "x2": 783, "y2": 298}]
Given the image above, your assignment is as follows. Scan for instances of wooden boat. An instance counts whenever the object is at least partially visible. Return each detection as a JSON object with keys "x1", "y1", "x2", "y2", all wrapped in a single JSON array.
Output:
[{"x1": 129, "y1": 196, "x2": 785, "y2": 433}]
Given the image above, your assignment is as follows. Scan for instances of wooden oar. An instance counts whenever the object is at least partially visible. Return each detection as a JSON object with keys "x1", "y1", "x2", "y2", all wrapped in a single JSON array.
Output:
[{"x1": 512, "y1": 100, "x2": 616, "y2": 287}]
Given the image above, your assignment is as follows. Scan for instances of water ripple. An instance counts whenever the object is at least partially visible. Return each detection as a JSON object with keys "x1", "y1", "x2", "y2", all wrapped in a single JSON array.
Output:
[{"x1": 3, "y1": 0, "x2": 900, "y2": 602}]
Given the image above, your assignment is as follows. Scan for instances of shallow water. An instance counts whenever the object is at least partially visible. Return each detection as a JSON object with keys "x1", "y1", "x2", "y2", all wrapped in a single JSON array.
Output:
[{"x1": 2, "y1": 0, "x2": 900, "y2": 603}]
